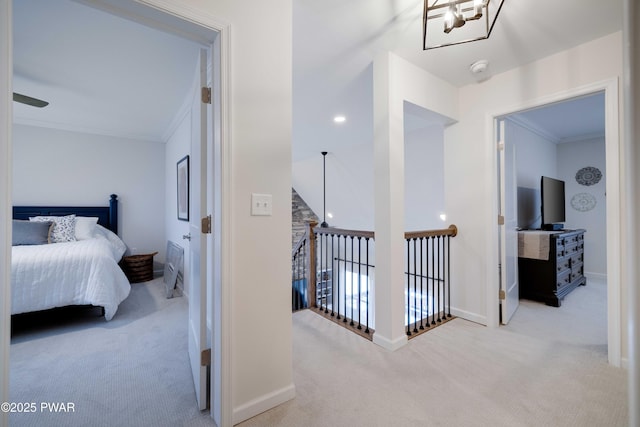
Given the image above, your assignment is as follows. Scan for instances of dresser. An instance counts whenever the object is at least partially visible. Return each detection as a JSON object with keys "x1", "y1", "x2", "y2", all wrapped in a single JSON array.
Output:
[{"x1": 518, "y1": 229, "x2": 586, "y2": 307}]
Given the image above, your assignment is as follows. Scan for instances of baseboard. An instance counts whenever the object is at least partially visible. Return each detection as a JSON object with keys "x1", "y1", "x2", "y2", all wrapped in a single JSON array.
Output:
[
  {"x1": 621, "y1": 357, "x2": 629, "y2": 370},
  {"x1": 372, "y1": 332, "x2": 408, "y2": 351},
  {"x1": 585, "y1": 272, "x2": 607, "y2": 282},
  {"x1": 450, "y1": 307, "x2": 487, "y2": 326},
  {"x1": 232, "y1": 383, "x2": 296, "y2": 425}
]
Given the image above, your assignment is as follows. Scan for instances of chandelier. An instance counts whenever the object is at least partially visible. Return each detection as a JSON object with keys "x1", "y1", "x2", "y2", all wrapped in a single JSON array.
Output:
[{"x1": 423, "y1": 0, "x2": 505, "y2": 50}]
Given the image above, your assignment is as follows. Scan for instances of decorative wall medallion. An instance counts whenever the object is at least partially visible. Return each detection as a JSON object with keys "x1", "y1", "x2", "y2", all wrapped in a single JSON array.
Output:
[
  {"x1": 575, "y1": 166, "x2": 602, "y2": 186},
  {"x1": 571, "y1": 193, "x2": 597, "y2": 212}
]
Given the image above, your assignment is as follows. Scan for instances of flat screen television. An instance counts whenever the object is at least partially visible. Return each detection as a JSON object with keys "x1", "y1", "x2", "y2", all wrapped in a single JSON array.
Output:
[{"x1": 541, "y1": 176, "x2": 565, "y2": 230}]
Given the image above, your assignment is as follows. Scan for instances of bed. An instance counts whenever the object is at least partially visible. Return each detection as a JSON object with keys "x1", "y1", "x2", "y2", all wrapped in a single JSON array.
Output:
[{"x1": 11, "y1": 194, "x2": 131, "y2": 321}]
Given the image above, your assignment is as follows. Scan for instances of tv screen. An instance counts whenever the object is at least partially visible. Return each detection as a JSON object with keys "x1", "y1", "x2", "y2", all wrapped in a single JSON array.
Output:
[{"x1": 541, "y1": 176, "x2": 565, "y2": 228}]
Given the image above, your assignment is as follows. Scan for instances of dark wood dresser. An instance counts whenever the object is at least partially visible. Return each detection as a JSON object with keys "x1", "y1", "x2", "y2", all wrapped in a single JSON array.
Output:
[{"x1": 518, "y1": 229, "x2": 586, "y2": 307}]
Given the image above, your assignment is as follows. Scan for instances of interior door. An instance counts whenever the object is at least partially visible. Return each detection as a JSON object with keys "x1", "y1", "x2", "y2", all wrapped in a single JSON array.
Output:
[
  {"x1": 188, "y1": 48, "x2": 209, "y2": 410},
  {"x1": 499, "y1": 119, "x2": 519, "y2": 324}
]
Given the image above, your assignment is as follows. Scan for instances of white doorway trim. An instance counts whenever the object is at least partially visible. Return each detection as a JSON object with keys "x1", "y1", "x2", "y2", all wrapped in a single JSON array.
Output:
[
  {"x1": 485, "y1": 78, "x2": 621, "y2": 367},
  {"x1": 119, "y1": 3, "x2": 234, "y2": 425},
  {"x1": 0, "y1": 2, "x2": 12, "y2": 426},
  {"x1": 0, "y1": 0, "x2": 234, "y2": 425}
]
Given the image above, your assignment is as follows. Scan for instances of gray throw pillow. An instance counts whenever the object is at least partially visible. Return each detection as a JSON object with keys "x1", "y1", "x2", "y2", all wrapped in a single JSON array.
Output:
[{"x1": 12, "y1": 220, "x2": 53, "y2": 246}]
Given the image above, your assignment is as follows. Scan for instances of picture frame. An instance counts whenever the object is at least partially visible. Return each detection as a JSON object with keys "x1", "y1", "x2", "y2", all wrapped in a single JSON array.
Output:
[{"x1": 177, "y1": 155, "x2": 190, "y2": 221}]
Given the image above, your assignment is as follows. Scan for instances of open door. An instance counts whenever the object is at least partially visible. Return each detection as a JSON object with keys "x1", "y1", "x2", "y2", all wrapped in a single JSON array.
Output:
[
  {"x1": 188, "y1": 48, "x2": 209, "y2": 410},
  {"x1": 498, "y1": 119, "x2": 519, "y2": 324}
]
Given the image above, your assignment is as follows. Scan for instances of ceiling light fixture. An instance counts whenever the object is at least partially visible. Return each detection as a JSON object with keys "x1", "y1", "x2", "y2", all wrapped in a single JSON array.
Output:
[
  {"x1": 423, "y1": 0, "x2": 504, "y2": 50},
  {"x1": 333, "y1": 115, "x2": 346, "y2": 123}
]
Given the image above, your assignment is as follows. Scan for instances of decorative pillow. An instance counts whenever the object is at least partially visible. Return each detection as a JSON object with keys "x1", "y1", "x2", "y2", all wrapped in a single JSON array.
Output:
[
  {"x1": 12, "y1": 220, "x2": 53, "y2": 246},
  {"x1": 30, "y1": 215, "x2": 77, "y2": 243},
  {"x1": 75, "y1": 217, "x2": 99, "y2": 240}
]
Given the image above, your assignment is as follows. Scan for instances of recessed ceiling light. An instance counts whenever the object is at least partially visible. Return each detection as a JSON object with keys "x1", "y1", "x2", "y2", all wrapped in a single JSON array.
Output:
[{"x1": 333, "y1": 115, "x2": 346, "y2": 123}]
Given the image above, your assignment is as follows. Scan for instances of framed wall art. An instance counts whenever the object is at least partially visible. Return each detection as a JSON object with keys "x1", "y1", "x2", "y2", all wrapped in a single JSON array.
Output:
[{"x1": 177, "y1": 155, "x2": 190, "y2": 221}]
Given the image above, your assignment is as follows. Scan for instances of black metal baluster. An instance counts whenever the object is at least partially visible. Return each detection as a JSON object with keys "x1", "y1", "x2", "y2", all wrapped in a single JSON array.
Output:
[
  {"x1": 330, "y1": 234, "x2": 335, "y2": 316},
  {"x1": 413, "y1": 238, "x2": 422, "y2": 334},
  {"x1": 441, "y1": 234, "x2": 446, "y2": 320},
  {"x1": 324, "y1": 233, "x2": 330, "y2": 314},
  {"x1": 336, "y1": 234, "x2": 341, "y2": 320},
  {"x1": 318, "y1": 232, "x2": 323, "y2": 311},
  {"x1": 350, "y1": 236, "x2": 355, "y2": 326},
  {"x1": 419, "y1": 237, "x2": 424, "y2": 330},
  {"x1": 405, "y1": 239, "x2": 411, "y2": 336},
  {"x1": 447, "y1": 235, "x2": 452, "y2": 318},
  {"x1": 431, "y1": 236, "x2": 436, "y2": 325},
  {"x1": 343, "y1": 236, "x2": 348, "y2": 324},
  {"x1": 424, "y1": 236, "x2": 430, "y2": 329},
  {"x1": 357, "y1": 236, "x2": 362, "y2": 329},
  {"x1": 365, "y1": 237, "x2": 370, "y2": 334},
  {"x1": 437, "y1": 235, "x2": 442, "y2": 322},
  {"x1": 291, "y1": 250, "x2": 295, "y2": 310},
  {"x1": 303, "y1": 238, "x2": 307, "y2": 308}
]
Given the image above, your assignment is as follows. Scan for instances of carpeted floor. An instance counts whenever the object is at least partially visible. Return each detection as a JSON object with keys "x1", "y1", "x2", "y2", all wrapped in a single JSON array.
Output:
[
  {"x1": 9, "y1": 278, "x2": 212, "y2": 427},
  {"x1": 9, "y1": 276, "x2": 627, "y2": 427},
  {"x1": 238, "y1": 279, "x2": 627, "y2": 427}
]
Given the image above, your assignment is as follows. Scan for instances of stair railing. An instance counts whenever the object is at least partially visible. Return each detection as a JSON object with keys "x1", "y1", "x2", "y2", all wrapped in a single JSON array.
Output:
[
  {"x1": 404, "y1": 225, "x2": 458, "y2": 338},
  {"x1": 292, "y1": 220, "x2": 317, "y2": 311},
  {"x1": 295, "y1": 221, "x2": 459, "y2": 343},
  {"x1": 313, "y1": 226, "x2": 375, "y2": 340}
]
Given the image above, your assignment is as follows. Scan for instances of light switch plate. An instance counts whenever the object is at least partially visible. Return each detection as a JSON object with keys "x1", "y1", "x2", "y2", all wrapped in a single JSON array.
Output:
[{"x1": 251, "y1": 193, "x2": 272, "y2": 216}]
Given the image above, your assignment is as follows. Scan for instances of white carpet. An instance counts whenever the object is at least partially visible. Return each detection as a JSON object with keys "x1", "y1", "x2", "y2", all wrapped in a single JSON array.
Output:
[
  {"x1": 239, "y1": 280, "x2": 627, "y2": 427},
  {"x1": 9, "y1": 278, "x2": 212, "y2": 427},
  {"x1": 9, "y1": 276, "x2": 626, "y2": 427}
]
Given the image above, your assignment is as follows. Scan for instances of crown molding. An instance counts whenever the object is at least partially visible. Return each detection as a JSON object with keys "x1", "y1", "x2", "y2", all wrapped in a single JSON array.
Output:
[{"x1": 12, "y1": 117, "x2": 163, "y2": 143}]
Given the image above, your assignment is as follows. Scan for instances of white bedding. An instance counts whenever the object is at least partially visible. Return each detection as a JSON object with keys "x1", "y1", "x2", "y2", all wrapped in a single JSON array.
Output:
[{"x1": 11, "y1": 230, "x2": 131, "y2": 321}]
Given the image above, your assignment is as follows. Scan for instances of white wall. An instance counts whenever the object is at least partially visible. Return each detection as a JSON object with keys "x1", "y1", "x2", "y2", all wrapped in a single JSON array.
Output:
[
  {"x1": 557, "y1": 137, "x2": 607, "y2": 277},
  {"x1": 151, "y1": 1, "x2": 294, "y2": 424},
  {"x1": 292, "y1": 143, "x2": 374, "y2": 230},
  {"x1": 447, "y1": 31, "x2": 623, "y2": 338},
  {"x1": 165, "y1": 109, "x2": 191, "y2": 282},
  {"x1": 12, "y1": 124, "x2": 166, "y2": 261},
  {"x1": 506, "y1": 119, "x2": 558, "y2": 229},
  {"x1": 505, "y1": 120, "x2": 608, "y2": 278},
  {"x1": 292, "y1": 119, "x2": 446, "y2": 233},
  {"x1": 404, "y1": 124, "x2": 445, "y2": 231}
]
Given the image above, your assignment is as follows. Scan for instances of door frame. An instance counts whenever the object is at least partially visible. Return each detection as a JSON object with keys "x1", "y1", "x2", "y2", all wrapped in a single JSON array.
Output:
[
  {"x1": 0, "y1": 2, "x2": 11, "y2": 426},
  {"x1": 0, "y1": 0, "x2": 233, "y2": 425},
  {"x1": 486, "y1": 78, "x2": 621, "y2": 367},
  {"x1": 497, "y1": 119, "x2": 519, "y2": 324}
]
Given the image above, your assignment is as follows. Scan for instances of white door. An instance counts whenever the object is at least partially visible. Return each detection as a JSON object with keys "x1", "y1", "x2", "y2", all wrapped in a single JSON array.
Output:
[
  {"x1": 188, "y1": 48, "x2": 209, "y2": 410},
  {"x1": 498, "y1": 119, "x2": 519, "y2": 324}
]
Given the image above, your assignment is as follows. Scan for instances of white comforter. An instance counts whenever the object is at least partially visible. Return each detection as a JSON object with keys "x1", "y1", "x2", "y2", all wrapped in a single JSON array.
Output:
[{"x1": 11, "y1": 233, "x2": 131, "y2": 321}]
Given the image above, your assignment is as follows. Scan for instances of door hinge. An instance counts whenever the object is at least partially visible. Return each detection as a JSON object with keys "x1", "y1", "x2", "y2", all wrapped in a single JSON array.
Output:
[
  {"x1": 499, "y1": 289, "x2": 506, "y2": 300},
  {"x1": 201, "y1": 87, "x2": 212, "y2": 104},
  {"x1": 201, "y1": 215, "x2": 212, "y2": 234},
  {"x1": 498, "y1": 215, "x2": 505, "y2": 225},
  {"x1": 497, "y1": 141, "x2": 505, "y2": 151},
  {"x1": 201, "y1": 348, "x2": 211, "y2": 367}
]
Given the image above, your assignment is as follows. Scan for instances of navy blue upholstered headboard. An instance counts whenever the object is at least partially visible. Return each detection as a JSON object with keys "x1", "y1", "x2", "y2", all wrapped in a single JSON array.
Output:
[{"x1": 13, "y1": 194, "x2": 119, "y2": 234}]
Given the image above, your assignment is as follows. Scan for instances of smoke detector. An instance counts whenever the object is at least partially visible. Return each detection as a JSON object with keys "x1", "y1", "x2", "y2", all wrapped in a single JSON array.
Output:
[
  {"x1": 469, "y1": 59, "x2": 490, "y2": 82},
  {"x1": 470, "y1": 59, "x2": 489, "y2": 74}
]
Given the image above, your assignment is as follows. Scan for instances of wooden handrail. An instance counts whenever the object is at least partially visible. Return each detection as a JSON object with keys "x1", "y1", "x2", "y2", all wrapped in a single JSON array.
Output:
[
  {"x1": 313, "y1": 226, "x2": 375, "y2": 239},
  {"x1": 313, "y1": 224, "x2": 457, "y2": 240},
  {"x1": 292, "y1": 228, "x2": 308, "y2": 258},
  {"x1": 404, "y1": 224, "x2": 458, "y2": 240}
]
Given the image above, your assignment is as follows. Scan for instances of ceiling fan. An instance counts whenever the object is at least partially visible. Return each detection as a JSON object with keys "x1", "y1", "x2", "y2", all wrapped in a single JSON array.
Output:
[{"x1": 13, "y1": 92, "x2": 49, "y2": 108}]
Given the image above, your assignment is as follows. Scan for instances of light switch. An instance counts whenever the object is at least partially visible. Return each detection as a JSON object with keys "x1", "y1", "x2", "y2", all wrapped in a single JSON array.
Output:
[{"x1": 251, "y1": 193, "x2": 272, "y2": 216}]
